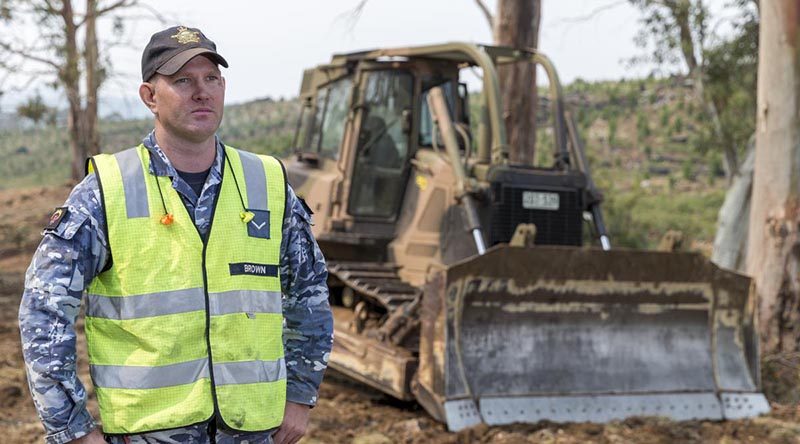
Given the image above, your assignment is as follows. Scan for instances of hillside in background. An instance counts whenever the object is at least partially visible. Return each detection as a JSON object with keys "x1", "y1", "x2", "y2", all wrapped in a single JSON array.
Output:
[
  {"x1": 0, "y1": 77, "x2": 727, "y2": 252},
  {"x1": 0, "y1": 97, "x2": 300, "y2": 189},
  {"x1": 562, "y1": 76, "x2": 727, "y2": 252}
]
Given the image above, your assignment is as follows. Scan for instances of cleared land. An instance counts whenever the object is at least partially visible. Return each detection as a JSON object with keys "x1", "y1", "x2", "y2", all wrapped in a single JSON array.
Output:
[
  {"x1": 0, "y1": 78, "x2": 796, "y2": 442},
  {"x1": 0, "y1": 187, "x2": 798, "y2": 444}
]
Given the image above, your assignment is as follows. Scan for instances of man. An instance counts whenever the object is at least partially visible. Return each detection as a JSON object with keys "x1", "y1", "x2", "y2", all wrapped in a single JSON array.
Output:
[{"x1": 19, "y1": 26, "x2": 333, "y2": 444}]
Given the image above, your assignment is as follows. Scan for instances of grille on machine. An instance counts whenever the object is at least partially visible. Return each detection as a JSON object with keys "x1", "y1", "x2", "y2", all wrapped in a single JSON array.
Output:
[{"x1": 488, "y1": 183, "x2": 584, "y2": 247}]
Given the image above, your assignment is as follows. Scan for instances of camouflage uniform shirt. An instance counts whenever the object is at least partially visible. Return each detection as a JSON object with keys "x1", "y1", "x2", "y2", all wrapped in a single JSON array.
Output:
[{"x1": 18, "y1": 132, "x2": 333, "y2": 444}]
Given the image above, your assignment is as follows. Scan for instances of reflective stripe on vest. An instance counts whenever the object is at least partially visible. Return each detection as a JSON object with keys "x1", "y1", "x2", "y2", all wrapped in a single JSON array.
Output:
[
  {"x1": 91, "y1": 358, "x2": 287, "y2": 389},
  {"x1": 239, "y1": 150, "x2": 269, "y2": 211},
  {"x1": 86, "y1": 144, "x2": 287, "y2": 434},
  {"x1": 115, "y1": 148, "x2": 150, "y2": 218},
  {"x1": 86, "y1": 289, "x2": 283, "y2": 319}
]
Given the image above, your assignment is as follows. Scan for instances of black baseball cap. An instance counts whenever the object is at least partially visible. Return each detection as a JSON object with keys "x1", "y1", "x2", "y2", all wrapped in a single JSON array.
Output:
[{"x1": 141, "y1": 26, "x2": 229, "y2": 81}]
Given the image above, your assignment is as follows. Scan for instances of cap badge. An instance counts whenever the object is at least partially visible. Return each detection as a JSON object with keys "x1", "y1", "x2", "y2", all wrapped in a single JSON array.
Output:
[{"x1": 171, "y1": 26, "x2": 200, "y2": 45}]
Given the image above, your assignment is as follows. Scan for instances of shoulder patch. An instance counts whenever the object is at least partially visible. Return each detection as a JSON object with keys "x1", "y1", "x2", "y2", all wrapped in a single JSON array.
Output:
[{"x1": 44, "y1": 207, "x2": 69, "y2": 232}]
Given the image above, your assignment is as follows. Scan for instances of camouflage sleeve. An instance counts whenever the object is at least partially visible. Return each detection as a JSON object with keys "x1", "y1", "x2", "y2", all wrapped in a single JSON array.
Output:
[
  {"x1": 279, "y1": 186, "x2": 333, "y2": 406},
  {"x1": 18, "y1": 174, "x2": 109, "y2": 444}
]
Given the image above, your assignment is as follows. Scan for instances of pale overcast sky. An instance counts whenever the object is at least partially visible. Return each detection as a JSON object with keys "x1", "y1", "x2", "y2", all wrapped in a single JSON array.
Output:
[
  {"x1": 1, "y1": 0, "x2": 732, "y2": 117},
  {"x1": 123, "y1": 0, "x2": 651, "y2": 104}
]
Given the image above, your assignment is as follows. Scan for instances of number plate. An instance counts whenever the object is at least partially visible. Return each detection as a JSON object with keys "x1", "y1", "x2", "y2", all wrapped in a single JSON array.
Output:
[{"x1": 522, "y1": 191, "x2": 560, "y2": 211}]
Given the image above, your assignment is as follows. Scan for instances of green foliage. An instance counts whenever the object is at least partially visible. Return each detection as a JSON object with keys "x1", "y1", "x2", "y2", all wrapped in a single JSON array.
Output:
[
  {"x1": 0, "y1": 66, "x2": 749, "y2": 256},
  {"x1": 629, "y1": 0, "x2": 709, "y2": 67},
  {"x1": 16, "y1": 93, "x2": 51, "y2": 125},
  {"x1": 576, "y1": 107, "x2": 591, "y2": 129},
  {"x1": 630, "y1": 0, "x2": 759, "y2": 174},
  {"x1": 709, "y1": 153, "x2": 725, "y2": 178},
  {"x1": 686, "y1": 100, "x2": 696, "y2": 117},
  {"x1": 636, "y1": 111, "x2": 650, "y2": 140},
  {"x1": 608, "y1": 118, "x2": 618, "y2": 147},
  {"x1": 602, "y1": 189, "x2": 648, "y2": 249},
  {"x1": 703, "y1": 3, "x2": 758, "y2": 167},
  {"x1": 558, "y1": 76, "x2": 729, "y2": 253},
  {"x1": 689, "y1": 122, "x2": 713, "y2": 155},
  {"x1": 0, "y1": 99, "x2": 301, "y2": 188},
  {"x1": 681, "y1": 158, "x2": 695, "y2": 181},
  {"x1": 602, "y1": 184, "x2": 724, "y2": 249},
  {"x1": 607, "y1": 84, "x2": 620, "y2": 104},
  {"x1": 673, "y1": 116, "x2": 683, "y2": 134},
  {"x1": 535, "y1": 128, "x2": 554, "y2": 167}
]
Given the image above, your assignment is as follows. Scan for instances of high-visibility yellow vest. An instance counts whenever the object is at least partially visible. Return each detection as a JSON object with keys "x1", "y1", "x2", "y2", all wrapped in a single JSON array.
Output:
[{"x1": 85, "y1": 144, "x2": 286, "y2": 434}]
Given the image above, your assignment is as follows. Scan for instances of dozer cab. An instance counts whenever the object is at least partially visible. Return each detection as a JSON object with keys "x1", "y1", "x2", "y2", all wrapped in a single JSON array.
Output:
[{"x1": 284, "y1": 43, "x2": 770, "y2": 431}]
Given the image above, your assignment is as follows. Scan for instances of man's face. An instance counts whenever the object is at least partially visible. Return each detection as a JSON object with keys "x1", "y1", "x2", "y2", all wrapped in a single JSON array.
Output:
[{"x1": 143, "y1": 55, "x2": 226, "y2": 144}]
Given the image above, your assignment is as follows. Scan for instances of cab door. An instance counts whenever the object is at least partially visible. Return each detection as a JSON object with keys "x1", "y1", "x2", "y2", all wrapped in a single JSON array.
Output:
[
  {"x1": 287, "y1": 74, "x2": 354, "y2": 237},
  {"x1": 347, "y1": 69, "x2": 414, "y2": 220}
]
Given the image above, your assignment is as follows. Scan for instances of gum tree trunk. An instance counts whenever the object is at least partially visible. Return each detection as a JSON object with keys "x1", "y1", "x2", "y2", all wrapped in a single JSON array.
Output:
[
  {"x1": 84, "y1": 0, "x2": 101, "y2": 161},
  {"x1": 61, "y1": 0, "x2": 85, "y2": 181},
  {"x1": 494, "y1": 0, "x2": 540, "y2": 165},
  {"x1": 712, "y1": 142, "x2": 755, "y2": 271},
  {"x1": 746, "y1": 0, "x2": 800, "y2": 352}
]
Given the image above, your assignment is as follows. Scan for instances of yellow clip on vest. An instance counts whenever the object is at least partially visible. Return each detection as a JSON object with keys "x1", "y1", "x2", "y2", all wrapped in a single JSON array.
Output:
[{"x1": 85, "y1": 144, "x2": 286, "y2": 434}]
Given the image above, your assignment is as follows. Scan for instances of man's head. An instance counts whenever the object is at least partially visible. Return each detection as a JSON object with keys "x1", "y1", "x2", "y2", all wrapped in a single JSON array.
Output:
[{"x1": 139, "y1": 26, "x2": 228, "y2": 146}]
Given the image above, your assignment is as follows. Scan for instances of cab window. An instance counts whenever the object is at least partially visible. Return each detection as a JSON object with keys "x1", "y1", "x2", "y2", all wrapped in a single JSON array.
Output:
[
  {"x1": 419, "y1": 80, "x2": 456, "y2": 147},
  {"x1": 304, "y1": 76, "x2": 353, "y2": 159},
  {"x1": 348, "y1": 70, "x2": 414, "y2": 218}
]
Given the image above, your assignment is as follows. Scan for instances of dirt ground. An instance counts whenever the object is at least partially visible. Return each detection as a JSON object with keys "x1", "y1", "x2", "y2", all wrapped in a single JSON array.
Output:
[{"x1": 0, "y1": 186, "x2": 798, "y2": 444}]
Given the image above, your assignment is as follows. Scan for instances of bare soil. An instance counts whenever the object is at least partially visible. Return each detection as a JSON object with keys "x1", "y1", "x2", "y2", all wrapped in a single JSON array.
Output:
[{"x1": 1, "y1": 186, "x2": 798, "y2": 444}]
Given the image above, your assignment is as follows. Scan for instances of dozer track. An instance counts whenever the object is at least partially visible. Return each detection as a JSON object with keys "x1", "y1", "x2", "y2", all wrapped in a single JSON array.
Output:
[
  {"x1": 327, "y1": 261, "x2": 420, "y2": 311},
  {"x1": 325, "y1": 261, "x2": 422, "y2": 401}
]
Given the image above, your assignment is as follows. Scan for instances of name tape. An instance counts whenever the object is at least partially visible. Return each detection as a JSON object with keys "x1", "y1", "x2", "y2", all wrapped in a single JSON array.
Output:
[{"x1": 229, "y1": 262, "x2": 278, "y2": 277}]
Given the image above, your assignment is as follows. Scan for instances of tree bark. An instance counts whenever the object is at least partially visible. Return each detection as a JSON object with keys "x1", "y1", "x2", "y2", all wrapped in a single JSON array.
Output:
[
  {"x1": 746, "y1": 0, "x2": 800, "y2": 352},
  {"x1": 494, "y1": 0, "x2": 540, "y2": 165},
  {"x1": 60, "y1": 0, "x2": 85, "y2": 182},
  {"x1": 712, "y1": 140, "x2": 754, "y2": 271},
  {"x1": 85, "y1": 0, "x2": 100, "y2": 159}
]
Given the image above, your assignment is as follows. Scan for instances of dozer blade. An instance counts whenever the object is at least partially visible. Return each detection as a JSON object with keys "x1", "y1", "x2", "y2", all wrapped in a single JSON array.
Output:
[{"x1": 411, "y1": 245, "x2": 770, "y2": 431}]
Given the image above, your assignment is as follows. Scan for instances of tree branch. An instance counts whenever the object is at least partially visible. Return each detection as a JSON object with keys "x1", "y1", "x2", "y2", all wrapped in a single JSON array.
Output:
[
  {"x1": 114, "y1": 11, "x2": 171, "y2": 24},
  {"x1": 348, "y1": 0, "x2": 368, "y2": 29},
  {"x1": 103, "y1": 37, "x2": 137, "y2": 51},
  {"x1": 131, "y1": 2, "x2": 170, "y2": 24},
  {"x1": 16, "y1": 71, "x2": 49, "y2": 90},
  {"x1": 77, "y1": 0, "x2": 122, "y2": 26},
  {"x1": 0, "y1": 41, "x2": 60, "y2": 69},
  {"x1": 38, "y1": 0, "x2": 61, "y2": 16},
  {"x1": 558, "y1": 0, "x2": 627, "y2": 24},
  {"x1": 76, "y1": 0, "x2": 160, "y2": 27},
  {"x1": 96, "y1": 0, "x2": 136, "y2": 17},
  {"x1": 334, "y1": 0, "x2": 369, "y2": 33},
  {"x1": 473, "y1": 0, "x2": 494, "y2": 30}
]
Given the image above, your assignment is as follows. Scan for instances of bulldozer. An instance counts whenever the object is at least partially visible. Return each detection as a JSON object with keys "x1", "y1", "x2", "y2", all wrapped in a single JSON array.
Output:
[{"x1": 284, "y1": 43, "x2": 770, "y2": 431}]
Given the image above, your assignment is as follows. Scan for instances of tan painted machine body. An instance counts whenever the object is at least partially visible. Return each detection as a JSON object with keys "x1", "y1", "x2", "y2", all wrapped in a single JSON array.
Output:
[{"x1": 284, "y1": 43, "x2": 769, "y2": 430}]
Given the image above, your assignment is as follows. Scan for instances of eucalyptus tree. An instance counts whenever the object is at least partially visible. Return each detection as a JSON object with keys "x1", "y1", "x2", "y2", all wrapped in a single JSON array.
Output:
[{"x1": 0, "y1": 0, "x2": 163, "y2": 180}]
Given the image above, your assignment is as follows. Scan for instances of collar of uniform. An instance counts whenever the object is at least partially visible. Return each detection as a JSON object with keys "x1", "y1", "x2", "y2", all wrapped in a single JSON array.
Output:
[{"x1": 141, "y1": 130, "x2": 224, "y2": 179}]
